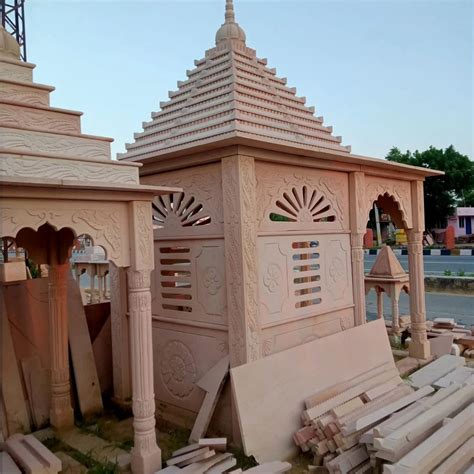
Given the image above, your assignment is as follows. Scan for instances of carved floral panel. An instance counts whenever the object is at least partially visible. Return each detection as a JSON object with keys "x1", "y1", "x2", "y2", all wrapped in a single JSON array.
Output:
[
  {"x1": 255, "y1": 162, "x2": 349, "y2": 232},
  {"x1": 152, "y1": 323, "x2": 229, "y2": 413}
]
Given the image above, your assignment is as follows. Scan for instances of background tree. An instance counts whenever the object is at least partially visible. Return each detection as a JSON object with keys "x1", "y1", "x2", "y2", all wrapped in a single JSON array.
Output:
[{"x1": 386, "y1": 146, "x2": 474, "y2": 229}]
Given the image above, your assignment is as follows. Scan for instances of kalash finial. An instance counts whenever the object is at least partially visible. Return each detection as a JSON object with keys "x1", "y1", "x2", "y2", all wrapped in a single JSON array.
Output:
[
  {"x1": 225, "y1": 0, "x2": 236, "y2": 23},
  {"x1": 216, "y1": 0, "x2": 246, "y2": 47}
]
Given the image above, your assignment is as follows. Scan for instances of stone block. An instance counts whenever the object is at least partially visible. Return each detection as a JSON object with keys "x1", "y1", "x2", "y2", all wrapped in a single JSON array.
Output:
[{"x1": 408, "y1": 354, "x2": 465, "y2": 389}]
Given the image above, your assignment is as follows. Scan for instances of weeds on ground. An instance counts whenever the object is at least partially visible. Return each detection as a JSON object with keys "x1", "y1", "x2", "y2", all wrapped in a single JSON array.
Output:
[{"x1": 444, "y1": 269, "x2": 452, "y2": 276}]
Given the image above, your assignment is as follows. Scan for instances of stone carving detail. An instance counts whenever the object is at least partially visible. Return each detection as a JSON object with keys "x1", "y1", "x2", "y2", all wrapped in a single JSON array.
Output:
[
  {"x1": 270, "y1": 185, "x2": 336, "y2": 223},
  {"x1": 256, "y1": 163, "x2": 348, "y2": 231},
  {"x1": 203, "y1": 266, "x2": 221, "y2": 295},
  {"x1": 160, "y1": 341, "x2": 197, "y2": 399},
  {"x1": 135, "y1": 202, "x2": 153, "y2": 267},
  {"x1": 0, "y1": 106, "x2": 79, "y2": 133},
  {"x1": 326, "y1": 240, "x2": 349, "y2": 300},
  {"x1": 0, "y1": 206, "x2": 124, "y2": 264},
  {"x1": 153, "y1": 191, "x2": 212, "y2": 229},
  {"x1": 365, "y1": 178, "x2": 412, "y2": 228},
  {"x1": 263, "y1": 263, "x2": 282, "y2": 293},
  {"x1": 0, "y1": 64, "x2": 32, "y2": 82},
  {"x1": 0, "y1": 87, "x2": 48, "y2": 106},
  {"x1": 0, "y1": 155, "x2": 137, "y2": 184},
  {"x1": 1, "y1": 129, "x2": 109, "y2": 159},
  {"x1": 148, "y1": 165, "x2": 224, "y2": 237},
  {"x1": 223, "y1": 156, "x2": 260, "y2": 367}
]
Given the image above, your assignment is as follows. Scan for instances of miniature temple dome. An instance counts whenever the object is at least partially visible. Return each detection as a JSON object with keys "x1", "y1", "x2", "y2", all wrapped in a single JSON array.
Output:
[
  {"x1": 215, "y1": 0, "x2": 246, "y2": 46},
  {"x1": 0, "y1": 25, "x2": 21, "y2": 60}
]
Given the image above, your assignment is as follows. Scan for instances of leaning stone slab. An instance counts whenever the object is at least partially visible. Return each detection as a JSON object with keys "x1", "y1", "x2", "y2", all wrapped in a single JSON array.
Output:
[
  {"x1": 408, "y1": 354, "x2": 465, "y2": 389},
  {"x1": 231, "y1": 320, "x2": 395, "y2": 463}
]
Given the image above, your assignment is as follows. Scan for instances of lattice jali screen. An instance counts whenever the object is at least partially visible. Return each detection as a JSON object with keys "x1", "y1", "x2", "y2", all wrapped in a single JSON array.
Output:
[
  {"x1": 269, "y1": 185, "x2": 336, "y2": 223},
  {"x1": 292, "y1": 241, "x2": 322, "y2": 309},
  {"x1": 153, "y1": 192, "x2": 212, "y2": 230},
  {"x1": 159, "y1": 246, "x2": 193, "y2": 313}
]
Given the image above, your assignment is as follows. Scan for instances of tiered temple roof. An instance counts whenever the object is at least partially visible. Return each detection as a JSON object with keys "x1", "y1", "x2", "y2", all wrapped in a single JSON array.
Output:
[
  {"x1": 0, "y1": 25, "x2": 142, "y2": 186},
  {"x1": 119, "y1": 0, "x2": 351, "y2": 162}
]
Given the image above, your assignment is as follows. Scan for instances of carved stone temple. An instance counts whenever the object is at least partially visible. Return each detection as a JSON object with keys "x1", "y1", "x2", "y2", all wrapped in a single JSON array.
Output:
[
  {"x1": 118, "y1": 0, "x2": 442, "y2": 434},
  {"x1": 0, "y1": 25, "x2": 179, "y2": 473}
]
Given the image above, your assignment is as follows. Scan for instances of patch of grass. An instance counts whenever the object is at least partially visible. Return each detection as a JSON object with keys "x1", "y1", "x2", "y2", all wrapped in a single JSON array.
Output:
[
  {"x1": 444, "y1": 269, "x2": 452, "y2": 276},
  {"x1": 158, "y1": 426, "x2": 191, "y2": 462},
  {"x1": 457, "y1": 269, "x2": 466, "y2": 277}
]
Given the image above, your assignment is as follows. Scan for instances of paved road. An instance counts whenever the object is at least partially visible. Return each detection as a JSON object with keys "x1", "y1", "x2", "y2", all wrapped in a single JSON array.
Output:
[
  {"x1": 364, "y1": 254, "x2": 474, "y2": 275},
  {"x1": 366, "y1": 291, "x2": 474, "y2": 327}
]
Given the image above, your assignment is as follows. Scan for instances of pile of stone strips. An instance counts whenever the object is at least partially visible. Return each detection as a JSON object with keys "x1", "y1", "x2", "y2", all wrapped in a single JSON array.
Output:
[
  {"x1": 157, "y1": 438, "x2": 291, "y2": 473},
  {"x1": 386, "y1": 317, "x2": 474, "y2": 358},
  {"x1": 293, "y1": 354, "x2": 474, "y2": 473}
]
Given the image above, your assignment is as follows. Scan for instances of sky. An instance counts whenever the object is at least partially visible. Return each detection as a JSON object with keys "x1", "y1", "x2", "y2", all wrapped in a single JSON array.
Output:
[{"x1": 26, "y1": 0, "x2": 473, "y2": 160}]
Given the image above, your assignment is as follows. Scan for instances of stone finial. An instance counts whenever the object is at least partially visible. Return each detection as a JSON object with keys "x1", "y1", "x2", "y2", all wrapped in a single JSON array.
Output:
[
  {"x1": 368, "y1": 245, "x2": 407, "y2": 280},
  {"x1": 215, "y1": 0, "x2": 246, "y2": 47},
  {"x1": 0, "y1": 25, "x2": 21, "y2": 60}
]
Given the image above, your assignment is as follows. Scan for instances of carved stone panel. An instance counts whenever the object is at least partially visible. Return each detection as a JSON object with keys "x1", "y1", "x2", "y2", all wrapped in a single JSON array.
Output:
[
  {"x1": 152, "y1": 239, "x2": 227, "y2": 326},
  {"x1": 258, "y1": 234, "x2": 353, "y2": 326},
  {"x1": 141, "y1": 163, "x2": 224, "y2": 238},
  {"x1": 0, "y1": 199, "x2": 130, "y2": 267},
  {"x1": 152, "y1": 322, "x2": 229, "y2": 414},
  {"x1": 255, "y1": 162, "x2": 350, "y2": 232}
]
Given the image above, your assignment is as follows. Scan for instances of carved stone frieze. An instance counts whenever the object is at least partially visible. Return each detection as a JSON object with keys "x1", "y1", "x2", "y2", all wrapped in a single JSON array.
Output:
[
  {"x1": 0, "y1": 203, "x2": 127, "y2": 266},
  {"x1": 0, "y1": 85, "x2": 49, "y2": 107},
  {"x1": 0, "y1": 154, "x2": 138, "y2": 183},
  {"x1": 0, "y1": 104, "x2": 79, "y2": 133},
  {"x1": 0, "y1": 128, "x2": 110, "y2": 159}
]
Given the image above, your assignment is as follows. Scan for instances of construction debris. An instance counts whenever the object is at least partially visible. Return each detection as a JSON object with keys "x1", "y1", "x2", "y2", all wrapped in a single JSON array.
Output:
[
  {"x1": 157, "y1": 439, "x2": 291, "y2": 474},
  {"x1": 293, "y1": 353, "x2": 474, "y2": 473}
]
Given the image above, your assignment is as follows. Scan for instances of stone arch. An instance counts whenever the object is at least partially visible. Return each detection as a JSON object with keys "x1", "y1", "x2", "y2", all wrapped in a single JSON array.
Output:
[{"x1": 0, "y1": 206, "x2": 128, "y2": 267}]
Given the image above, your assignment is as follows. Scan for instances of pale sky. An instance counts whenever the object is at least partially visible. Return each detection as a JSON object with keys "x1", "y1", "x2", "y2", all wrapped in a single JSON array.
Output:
[{"x1": 26, "y1": 0, "x2": 473, "y2": 159}]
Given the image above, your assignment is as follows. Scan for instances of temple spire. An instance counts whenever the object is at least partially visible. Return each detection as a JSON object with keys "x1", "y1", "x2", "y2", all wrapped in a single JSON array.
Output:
[{"x1": 215, "y1": 0, "x2": 246, "y2": 47}]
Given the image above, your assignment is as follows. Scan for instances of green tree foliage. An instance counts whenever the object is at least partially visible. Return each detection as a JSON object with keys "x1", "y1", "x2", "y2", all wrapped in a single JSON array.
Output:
[{"x1": 386, "y1": 146, "x2": 474, "y2": 229}]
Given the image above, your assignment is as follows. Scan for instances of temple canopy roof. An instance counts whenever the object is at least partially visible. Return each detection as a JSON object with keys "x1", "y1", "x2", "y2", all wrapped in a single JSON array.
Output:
[
  {"x1": 119, "y1": 0, "x2": 351, "y2": 162},
  {"x1": 367, "y1": 245, "x2": 408, "y2": 281}
]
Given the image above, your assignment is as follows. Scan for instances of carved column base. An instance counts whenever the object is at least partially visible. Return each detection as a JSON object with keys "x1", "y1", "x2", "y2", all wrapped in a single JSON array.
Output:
[
  {"x1": 131, "y1": 435, "x2": 162, "y2": 474},
  {"x1": 50, "y1": 406, "x2": 74, "y2": 431},
  {"x1": 409, "y1": 340, "x2": 431, "y2": 360}
]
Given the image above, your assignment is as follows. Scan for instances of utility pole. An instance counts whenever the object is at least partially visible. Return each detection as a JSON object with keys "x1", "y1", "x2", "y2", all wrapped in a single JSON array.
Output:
[{"x1": 1, "y1": 0, "x2": 27, "y2": 61}]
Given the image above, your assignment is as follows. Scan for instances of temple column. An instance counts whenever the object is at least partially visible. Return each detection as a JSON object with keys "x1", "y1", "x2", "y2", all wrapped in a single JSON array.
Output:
[
  {"x1": 376, "y1": 289, "x2": 384, "y2": 320},
  {"x1": 391, "y1": 290, "x2": 400, "y2": 336},
  {"x1": 349, "y1": 172, "x2": 367, "y2": 325},
  {"x1": 128, "y1": 201, "x2": 161, "y2": 474},
  {"x1": 110, "y1": 263, "x2": 132, "y2": 403},
  {"x1": 222, "y1": 155, "x2": 261, "y2": 367},
  {"x1": 48, "y1": 263, "x2": 74, "y2": 430},
  {"x1": 407, "y1": 180, "x2": 430, "y2": 359}
]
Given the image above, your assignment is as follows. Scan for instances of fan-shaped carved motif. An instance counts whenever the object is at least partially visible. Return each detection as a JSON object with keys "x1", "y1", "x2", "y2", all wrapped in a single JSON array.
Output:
[
  {"x1": 270, "y1": 186, "x2": 336, "y2": 223},
  {"x1": 153, "y1": 192, "x2": 211, "y2": 229}
]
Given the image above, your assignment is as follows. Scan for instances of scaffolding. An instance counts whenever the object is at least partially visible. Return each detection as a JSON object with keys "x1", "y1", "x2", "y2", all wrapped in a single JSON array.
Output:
[{"x1": 1, "y1": 0, "x2": 26, "y2": 61}]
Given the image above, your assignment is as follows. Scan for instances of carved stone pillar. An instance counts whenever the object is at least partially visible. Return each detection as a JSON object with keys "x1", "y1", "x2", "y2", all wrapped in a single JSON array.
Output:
[
  {"x1": 48, "y1": 263, "x2": 74, "y2": 430},
  {"x1": 110, "y1": 263, "x2": 132, "y2": 403},
  {"x1": 391, "y1": 291, "x2": 400, "y2": 335},
  {"x1": 376, "y1": 289, "x2": 384, "y2": 320},
  {"x1": 349, "y1": 172, "x2": 366, "y2": 325},
  {"x1": 128, "y1": 201, "x2": 161, "y2": 474},
  {"x1": 222, "y1": 155, "x2": 261, "y2": 368},
  {"x1": 407, "y1": 180, "x2": 430, "y2": 359}
]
